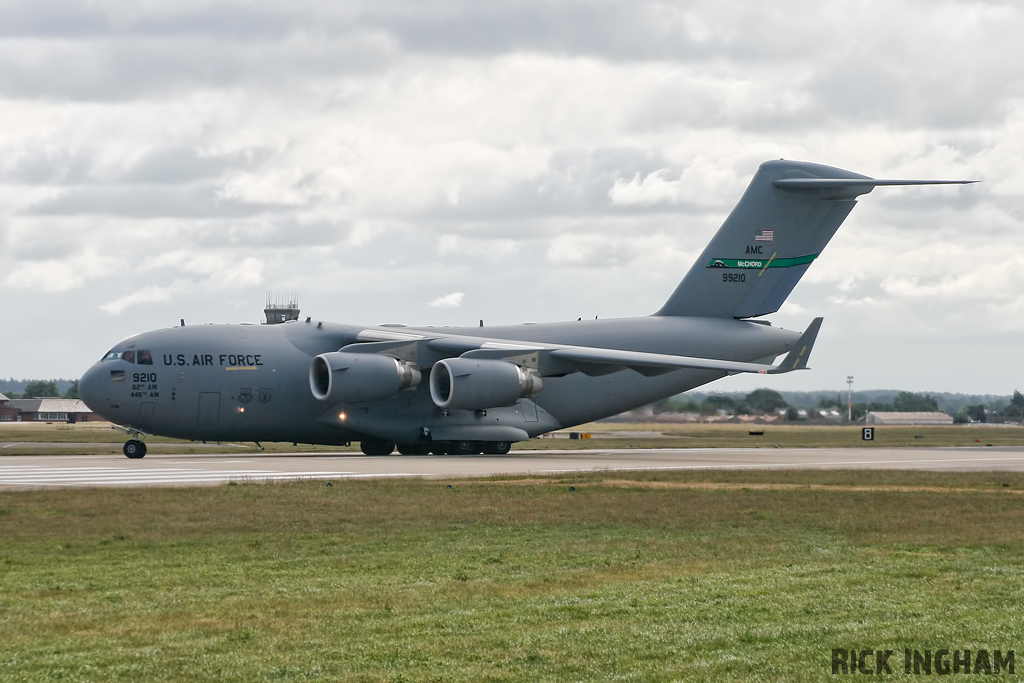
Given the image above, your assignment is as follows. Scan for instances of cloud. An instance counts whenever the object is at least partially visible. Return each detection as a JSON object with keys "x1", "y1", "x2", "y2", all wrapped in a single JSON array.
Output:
[
  {"x1": 428, "y1": 291, "x2": 465, "y2": 308},
  {"x1": 436, "y1": 235, "x2": 519, "y2": 261},
  {"x1": 0, "y1": 0, "x2": 1021, "y2": 394},
  {"x1": 94, "y1": 254, "x2": 264, "y2": 315},
  {"x1": 99, "y1": 286, "x2": 173, "y2": 315},
  {"x1": 608, "y1": 170, "x2": 683, "y2": 207},
  {"x1": 607, "y1": 158, "x2": 743, "y2": 209},
  {"x1": 149, "y1": 251, "x2": 266, "y2": 288},
  {"x1": 4, "y1": 249, "x2": 119, "y2": 292},
  {"x1": 29, "y1": 183, "x2": 280, "y2": 218},
  {"x1": 211, "y1": 256, "x2": 264, "y2": 288},
  {"x1": 546, "y1": 230, "x2": 692, "y2": 270}
]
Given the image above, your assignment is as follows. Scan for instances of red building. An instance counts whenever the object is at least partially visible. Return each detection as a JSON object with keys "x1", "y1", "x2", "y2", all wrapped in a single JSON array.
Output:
[
  {"x1": 0, "y1": 393, "x2": 17, "y2": 421},
  {"x1": 0, "y1": 395, "x2": 98, "y2": 422}
]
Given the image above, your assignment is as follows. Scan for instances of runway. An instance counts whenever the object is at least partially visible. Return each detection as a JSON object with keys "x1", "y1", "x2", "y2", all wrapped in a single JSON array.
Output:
[{"x1": 3, "y1": 446, "x2": 1024, "y2": 489}]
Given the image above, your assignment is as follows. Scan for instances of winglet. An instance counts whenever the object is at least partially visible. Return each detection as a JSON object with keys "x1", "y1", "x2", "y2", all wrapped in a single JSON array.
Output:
[{"x1": 768, "y1": 317, "x2": 823, "y2": 374}]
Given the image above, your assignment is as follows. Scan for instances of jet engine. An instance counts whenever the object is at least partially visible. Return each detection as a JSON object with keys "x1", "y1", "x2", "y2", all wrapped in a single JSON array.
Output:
[
  {"x1": 309, "y1": 352, "x2": 421, "y2": 403},
  {"x1": 429, "y1": 358, "x2": 542, "y2": 410}
]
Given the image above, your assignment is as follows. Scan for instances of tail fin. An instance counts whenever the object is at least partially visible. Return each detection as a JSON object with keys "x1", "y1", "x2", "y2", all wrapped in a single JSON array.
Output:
[{"x1": 655, "y1": 160, "x2": 974, "y2": 318}]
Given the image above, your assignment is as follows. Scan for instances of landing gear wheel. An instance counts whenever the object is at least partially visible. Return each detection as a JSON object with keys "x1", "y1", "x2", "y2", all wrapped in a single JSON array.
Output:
[
  {"x1": 123, "y1": 440, "x2": 147, "y2": 459},
  {"x1": 360, "y1": 439, "x2": 396, "y2": 456},
  {"x1": 449, "y1": 440, "x2": 477, "y2": 455},
  {"x1": 397, "y1": 443, "x2": 431, "y2": 455},
  {"x1": 481, "y1": 441, "x2": 512, "y2": 455}
]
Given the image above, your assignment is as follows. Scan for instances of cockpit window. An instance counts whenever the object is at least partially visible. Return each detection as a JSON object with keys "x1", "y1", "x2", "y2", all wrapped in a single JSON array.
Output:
[{"x1": 102, "y1": 348, "x2": 150, "y2": 363}]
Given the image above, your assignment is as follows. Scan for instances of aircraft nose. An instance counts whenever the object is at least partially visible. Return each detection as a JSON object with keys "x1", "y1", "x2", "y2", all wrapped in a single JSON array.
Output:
[{"x1": 78, "y1": 363, "x2": 104, "y2": 413}]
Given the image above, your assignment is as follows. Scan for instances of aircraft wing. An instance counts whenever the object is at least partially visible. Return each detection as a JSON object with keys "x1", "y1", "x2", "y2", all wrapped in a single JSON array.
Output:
[
  {"x1": 461, "y1": 317, "x2": 821, "y2": 376},
  {"x1": 343, "y1": 317, "x2": 824, "y2": 378}
]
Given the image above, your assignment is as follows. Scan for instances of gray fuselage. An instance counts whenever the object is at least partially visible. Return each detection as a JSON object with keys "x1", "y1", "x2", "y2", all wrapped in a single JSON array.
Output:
[{"x1": 79, "y1": 315, "x2": 799, "y2": 445}]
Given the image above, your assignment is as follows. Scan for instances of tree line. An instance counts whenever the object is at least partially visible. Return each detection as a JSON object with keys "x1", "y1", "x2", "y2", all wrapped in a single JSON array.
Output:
[
  {"x1": 2, "y1": 380, "x2": 79, "y2": 400},
  {"x1": 653, "y1": 388, "x2": 1024, "y2": 423}
]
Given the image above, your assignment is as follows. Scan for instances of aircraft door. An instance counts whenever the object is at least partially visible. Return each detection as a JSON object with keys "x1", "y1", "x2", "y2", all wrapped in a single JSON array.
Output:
[
  {"x1": 197, "y1": 392, "x2": 220, "y2": 426},
  {"x1": 520, "y1": 398, "x2": 539, "y2": 422}
]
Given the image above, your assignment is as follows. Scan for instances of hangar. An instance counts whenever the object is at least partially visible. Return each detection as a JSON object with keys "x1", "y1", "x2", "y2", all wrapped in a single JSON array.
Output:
[{"x1": 864, "y1": 411, "x2": 954, "y2": 426}]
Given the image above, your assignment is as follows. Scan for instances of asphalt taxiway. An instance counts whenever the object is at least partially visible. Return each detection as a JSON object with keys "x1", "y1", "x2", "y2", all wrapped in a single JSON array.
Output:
[{"x1": 3, "y1": 447, "x2": 1024, "y2": 489}]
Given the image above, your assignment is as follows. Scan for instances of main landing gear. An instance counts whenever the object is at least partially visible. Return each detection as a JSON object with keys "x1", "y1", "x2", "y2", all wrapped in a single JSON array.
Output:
[
  {"x1": 123, "y1": 439, "x2": 147, "y2": 459},
  {"x1": 359, "y1": 438, "x2": 396, "y2": 456},
  {"x1": 437, "y1": 440, "x2": 512, "y2": 455}
]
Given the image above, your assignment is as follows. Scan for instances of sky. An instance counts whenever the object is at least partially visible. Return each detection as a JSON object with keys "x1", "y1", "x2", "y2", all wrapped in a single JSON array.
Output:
[{"x1": 0, "y1": 0, "x2": 1021, "y2": 396}]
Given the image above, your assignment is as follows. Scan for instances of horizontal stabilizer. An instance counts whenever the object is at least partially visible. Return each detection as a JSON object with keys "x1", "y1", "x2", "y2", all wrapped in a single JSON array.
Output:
[{"x1": 774, "y1": 178, "x2": 976, "y2": 190}]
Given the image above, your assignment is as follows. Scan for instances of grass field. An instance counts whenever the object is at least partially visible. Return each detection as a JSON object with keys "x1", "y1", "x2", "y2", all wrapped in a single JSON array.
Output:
[
  {"x1": 2, "y1": 469, "x2": 1024, "y2": 680},
  {"x1": 1, "y1": 421, "x2": 1022, "y2": 455}
]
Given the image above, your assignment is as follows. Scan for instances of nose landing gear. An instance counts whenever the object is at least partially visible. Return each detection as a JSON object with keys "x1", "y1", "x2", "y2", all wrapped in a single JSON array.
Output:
[
  {"x1": 123, "y1": 439, "x2": 147, "y2": 458},
  {"x1": 111, "y1": 425, "x2": 150, "y2": 459}
]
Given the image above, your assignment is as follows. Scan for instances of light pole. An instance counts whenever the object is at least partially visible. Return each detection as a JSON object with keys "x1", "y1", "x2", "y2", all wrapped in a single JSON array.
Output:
[{"x1": 846, "y1": 376, "x2": 854, "y2": 422}]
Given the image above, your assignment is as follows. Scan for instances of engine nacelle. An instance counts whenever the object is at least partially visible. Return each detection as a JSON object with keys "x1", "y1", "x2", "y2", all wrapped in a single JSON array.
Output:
[
  {"x1": 429, "y1": 358, "x2": 542, "y2": 410},
  {"x1": 309, "y1": 352, "x2": 421, "y2": 403}
]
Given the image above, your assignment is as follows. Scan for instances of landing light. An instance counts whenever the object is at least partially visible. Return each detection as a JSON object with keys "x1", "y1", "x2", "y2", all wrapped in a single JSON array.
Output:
[
  {"x1": 239, "y1": 407, "x2": 245, "y2": 413},
  {"x1": 338, "y1": 412, "x2": 347, "y2": 421}
]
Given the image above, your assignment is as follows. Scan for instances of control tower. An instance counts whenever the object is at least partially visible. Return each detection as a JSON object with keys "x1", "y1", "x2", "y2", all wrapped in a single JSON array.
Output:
[{"x1": 264, "y1": 291, "x2": 300, "y2": 325}]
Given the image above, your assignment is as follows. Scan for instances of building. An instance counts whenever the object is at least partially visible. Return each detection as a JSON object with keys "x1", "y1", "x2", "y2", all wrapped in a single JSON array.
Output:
[
  {"x1": 814, "y1": 408, "x2": 843, "y2": 421},
  {"x1": 0, "y1": 393, "x2": 16, "y2": 421},
  {"x1": 0, "y1": 396, "x2": 97, "y2": 423},
  {"x1": 264, "y1": 292, "x2": 300, "y2": 324},
  {"x1": 864, "y1": 411, "x2": 954, "y2": 426}
]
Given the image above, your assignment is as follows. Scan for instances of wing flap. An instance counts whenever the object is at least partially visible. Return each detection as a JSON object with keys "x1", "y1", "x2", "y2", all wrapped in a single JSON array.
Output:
[{"x1": 547, "y1": 346, "x2": 777, "y2": 375}]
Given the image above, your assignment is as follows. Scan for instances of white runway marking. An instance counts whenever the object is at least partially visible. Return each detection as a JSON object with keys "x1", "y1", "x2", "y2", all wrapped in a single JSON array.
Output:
[
  {"x1": 161, "y1": 460, "x2": 257, "y2": 464},
  {"x1": 0, "y1": 465, "x2": 354, "y2": 487}
]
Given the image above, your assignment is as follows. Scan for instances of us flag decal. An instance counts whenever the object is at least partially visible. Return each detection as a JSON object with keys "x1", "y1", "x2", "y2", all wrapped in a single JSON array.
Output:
[{"x1": 754, "y1": 229, "x2": 774, "y2": 242}]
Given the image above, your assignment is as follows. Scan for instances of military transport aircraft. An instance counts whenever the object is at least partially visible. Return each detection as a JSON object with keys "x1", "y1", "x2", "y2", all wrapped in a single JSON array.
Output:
[{"x1": 78, "y1": 160, "x2": 973, "y2": 458}]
